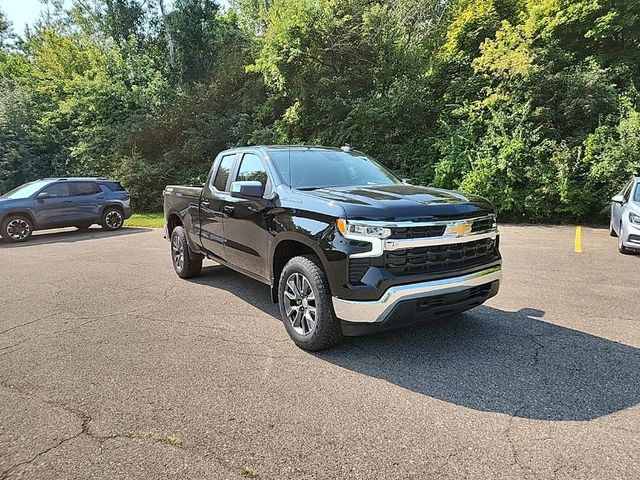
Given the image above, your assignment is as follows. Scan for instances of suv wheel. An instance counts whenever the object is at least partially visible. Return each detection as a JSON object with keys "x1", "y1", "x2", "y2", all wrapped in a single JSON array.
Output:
[
  {"x1": 609, "y1": 219, "x2": 617, "y2": 237},
  {"x1": 1, "y1": 215, "x2": 34, "y2": 243},
  {"x1": 170, "y1": 226, "x2": 203, "y2": 279},
  {"x1": 101, "y1": 207, "x2": 124, "y2": 231},
  {"x1": 278, "y1": 255, "x2": 343, "y2": 351}
]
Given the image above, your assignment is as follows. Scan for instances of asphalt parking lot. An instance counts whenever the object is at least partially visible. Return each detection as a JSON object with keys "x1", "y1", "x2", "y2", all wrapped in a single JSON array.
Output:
[{"x1": 0, "y1": 225, "x2": 638, "y2": 480}]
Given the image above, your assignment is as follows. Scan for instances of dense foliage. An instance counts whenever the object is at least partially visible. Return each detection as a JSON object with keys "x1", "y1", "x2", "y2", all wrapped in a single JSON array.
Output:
[{"x1": 1, "y1": 0, "x2": 639, "y2": 221}]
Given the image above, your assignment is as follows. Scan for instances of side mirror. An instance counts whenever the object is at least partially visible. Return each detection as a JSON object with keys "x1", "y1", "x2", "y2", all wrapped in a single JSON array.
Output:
[
  {"x1": 401, "y1": 177, "x2": 413, "y2": 185},
  {"x1": 231, "y1": 181, "x2": 264, "y2": 199},
  {"x1": 36, "y1": 192, "x2": 51, "y2": 201},
  {"x1": 612, "y1": 194, "x2": 625, "y2": 204}
]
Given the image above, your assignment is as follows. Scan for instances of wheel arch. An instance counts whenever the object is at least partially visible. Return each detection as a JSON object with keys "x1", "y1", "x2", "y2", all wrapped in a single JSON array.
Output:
[
  {"x1": 269, "y1": 233, "x2": 331, "y2": 303},
  {"x1": 100, "y1": 202, "x2": 125, "y2": 218},
  {"x1": 166, "y1": 211, "x2": 183, "y2": 238},
  {"x1": 1, "y1": 210, "x2": 36, "y2": 227}
]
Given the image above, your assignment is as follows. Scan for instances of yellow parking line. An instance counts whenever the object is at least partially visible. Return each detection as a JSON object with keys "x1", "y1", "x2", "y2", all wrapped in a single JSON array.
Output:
[{"x1": 574, "y1": 225, "x2": 583, "y2": 253}]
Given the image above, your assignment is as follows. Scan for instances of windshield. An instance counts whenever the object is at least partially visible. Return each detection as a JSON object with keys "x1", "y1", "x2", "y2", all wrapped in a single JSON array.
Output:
[
  {"x1": 270, "y1": 149, "x2": 401, "y2": 190},
  {"x1": 1, "y1": 180, "x2": 52, "y2": 199},
  {"x1": 634, "y1": 182, "x2": 640, "y2": 202}
]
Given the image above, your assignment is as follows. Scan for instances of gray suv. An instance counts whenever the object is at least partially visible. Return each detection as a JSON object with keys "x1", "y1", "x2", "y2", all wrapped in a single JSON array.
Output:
[{"x1": 0, "y1": 178, "x2": 132, "y2": 243}]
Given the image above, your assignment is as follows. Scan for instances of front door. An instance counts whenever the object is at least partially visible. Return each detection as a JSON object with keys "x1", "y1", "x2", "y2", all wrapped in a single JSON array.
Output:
[
  {"x1": 34, "y1": 182, "x2": 75, "y2": 226},
  {"x1": 199, "y1": 153, "x2": 237, "y2": 259},
  {"x1": 613, "y1": 180, "x2": 633, "y2": 229},
  {"x1": 222, "y1": 152, "x2": 273, "y2": 281}
]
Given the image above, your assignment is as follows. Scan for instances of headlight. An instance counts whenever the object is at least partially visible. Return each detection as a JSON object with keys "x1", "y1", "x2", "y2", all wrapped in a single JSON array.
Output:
[
  {"x1": 336, "y1": 219, "x2": 391, "y2": 239},
  {"x1": 629, "y1": 212, "x2": 640, "y2": 225}
]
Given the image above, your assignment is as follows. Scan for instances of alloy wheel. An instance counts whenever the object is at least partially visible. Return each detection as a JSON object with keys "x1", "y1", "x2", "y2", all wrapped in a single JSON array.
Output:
[
  {"x1": 172, "y1": 234, "x2": 185, "y2": 272},
  {"x1": 105, "y1": 210, "x2": 123, "y2": 229},
  {"x1": 6, "y1": 219, "x2": 30, "y2": 241},
  {"x1": 284, "y1": 272, "x2": 317, "y2": 336}
]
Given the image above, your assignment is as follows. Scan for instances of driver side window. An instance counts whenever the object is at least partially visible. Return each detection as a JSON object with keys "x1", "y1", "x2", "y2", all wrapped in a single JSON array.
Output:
[
  {"x1": 40, "y1": 182, "x2": 70, "y2": 198},
  {"x1": 236, "y1": 153, "x2": 269, "y2": 189}
]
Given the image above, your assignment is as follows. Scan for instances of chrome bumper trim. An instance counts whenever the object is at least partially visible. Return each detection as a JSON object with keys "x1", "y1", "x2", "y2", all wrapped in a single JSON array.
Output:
[{"x1": 332, "y1": 266, "x2": 502, "y2": 324}]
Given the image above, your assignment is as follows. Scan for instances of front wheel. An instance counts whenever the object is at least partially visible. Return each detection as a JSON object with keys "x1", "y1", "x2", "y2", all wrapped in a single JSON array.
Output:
[
  {"x1": 1, "y1": 215, "x2": 34, "y2": 243},
  {"x1": 618, "y1": 223, "x2": 632, "y2": 254},
  {"x1": 278, "y1": 255, "x2": 343, "y2": 351},
  {"x1": 101, "y1": 207, "x2": 124, "y2": 231},
  {"x1": 170, "y1": 226, "x2": 203, "y2": 279}
]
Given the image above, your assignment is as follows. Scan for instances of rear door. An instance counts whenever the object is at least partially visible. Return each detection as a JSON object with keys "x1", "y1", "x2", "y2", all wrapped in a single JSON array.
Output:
[
  {"x1": 68, "y1": 181, "x2": 105, "y2": 223},
  {"x1": 34, "y1": 182, "x2": 74, "y2": 226},
  {"x1": 221, "y1": 152, "x2": 273, "y2": 281},
  {"x1": 199, "y1": 153, "x2": 237, "y2": 259}
]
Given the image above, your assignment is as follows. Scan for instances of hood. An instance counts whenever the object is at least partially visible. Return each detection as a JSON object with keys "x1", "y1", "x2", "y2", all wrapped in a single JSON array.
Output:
[{"x1": 305, "y1": 184, "x2": 495, "y2": 221}]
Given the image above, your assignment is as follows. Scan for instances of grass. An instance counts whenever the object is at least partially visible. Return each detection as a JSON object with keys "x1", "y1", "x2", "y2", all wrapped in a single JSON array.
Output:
[
  {"x1": 125, "y1": 212, "x2": 164, "y2": 228},
  {"x1": 125, "y1": 431, "x2": 183, "y2": 446},
  {"x1": 240, "y1": 467, "x2": 258, "y2": 478}
]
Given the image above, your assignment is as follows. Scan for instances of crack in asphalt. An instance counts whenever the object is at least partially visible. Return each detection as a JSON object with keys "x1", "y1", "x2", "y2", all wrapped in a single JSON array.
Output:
[
  {"x1": 0, "y1": 378, "x2": 239, "y2": 479},
  {"x1": 0, "y1": 313, "x2": 59, "y2": 336}
]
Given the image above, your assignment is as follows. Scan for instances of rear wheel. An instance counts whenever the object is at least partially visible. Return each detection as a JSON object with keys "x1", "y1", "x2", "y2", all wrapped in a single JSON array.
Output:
[
  {"x1": 609, "y1": 219, "x2": 617, "y2": 237},
  {"x1": 1, "y1": 215, "x2": 33, "y2": 243},
  {"x1": 278, "y1": 255, "x2": 343, "y2": 351},
  {"x1": 101, "y1": 207, "x2": 124, "y2": 231},
  {"x1": 170, "y1": 226, "x2": 203, "y2": 279}
]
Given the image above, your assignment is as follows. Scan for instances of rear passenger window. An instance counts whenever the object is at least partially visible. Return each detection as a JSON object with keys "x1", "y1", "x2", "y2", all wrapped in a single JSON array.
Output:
[
  {"x1": 213, "y1": 155, "x2": 236, "y2": 191},
  {"x1": 40, "y1": 182, "x2": 70, "y2": 198},
  {"x1": 103, "y1": 182, "x2": 126, "y2": 192},
  {"x1": 71, "y1": 182, "x2": 101, "y2": 196}
]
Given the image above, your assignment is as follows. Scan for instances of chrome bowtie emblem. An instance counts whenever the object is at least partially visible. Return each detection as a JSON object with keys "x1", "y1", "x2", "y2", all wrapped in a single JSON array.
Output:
[{"x1": 446, "y1": 222, "x2": 472, "y2": 236}]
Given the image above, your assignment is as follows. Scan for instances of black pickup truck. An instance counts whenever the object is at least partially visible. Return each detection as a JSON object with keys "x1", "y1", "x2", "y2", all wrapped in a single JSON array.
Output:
[{"x1": 163, "y1": 146, "x2": 501, "y2": 350}]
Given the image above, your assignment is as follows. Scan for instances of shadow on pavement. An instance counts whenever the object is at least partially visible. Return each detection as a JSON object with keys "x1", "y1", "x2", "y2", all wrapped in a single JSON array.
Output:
[
  {"x1": 192, "y1": 265, "x2": 640, "y2": 421},
  {"x1": 0, "y1": 227, "x2": 151, "y2": 248}
]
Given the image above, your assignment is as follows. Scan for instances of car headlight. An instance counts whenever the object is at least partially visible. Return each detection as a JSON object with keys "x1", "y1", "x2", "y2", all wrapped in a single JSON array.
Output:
[
  {"x1": 336, "y1": 219, "x2": 391, "y2": 239},
  {"x1": 629, "y1": 212, "x2": 640, "y2": 225}
]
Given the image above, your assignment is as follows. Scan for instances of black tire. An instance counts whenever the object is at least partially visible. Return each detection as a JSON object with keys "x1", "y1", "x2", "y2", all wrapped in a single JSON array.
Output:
[
  {"x1": 278, "y1": 254, "x2": 343, "y2": 351},
  {"x1": 609, "y1": 220, "x2": 617, "y2": 237},
  {"x1": 101, "y1": 207, "x2": 124, "y2": 231},
  {"x1": 170, "y1": 226, "x2": 203, "y2": 279},
  {"x1": 1, "y1": 214, "x2": 34, "y2": 243}
]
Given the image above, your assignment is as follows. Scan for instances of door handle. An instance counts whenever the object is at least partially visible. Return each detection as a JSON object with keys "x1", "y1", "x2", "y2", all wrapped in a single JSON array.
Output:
[
  {"x1": 223, "y1": 205, "x2": 235, "y2": 214},
  {"x1": 96, "y1": 196, "x2": 105, "y2": 200},
  {"x1": 201, "y1": 200, "x2": 211, "y2": 208},
  {"x1": 64, "y1": 200, "x2": 73, "y2": 203}
]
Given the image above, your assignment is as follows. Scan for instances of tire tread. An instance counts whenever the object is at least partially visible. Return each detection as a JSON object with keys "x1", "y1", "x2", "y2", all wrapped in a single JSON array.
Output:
[{"x1": 278, "y1": 254, "x2": 343, "y2": 351}]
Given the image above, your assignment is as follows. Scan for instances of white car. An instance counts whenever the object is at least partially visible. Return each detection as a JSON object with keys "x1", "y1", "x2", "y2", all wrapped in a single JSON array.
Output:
[{"x1": 610, "y1": 176, "x2": 640, "y2": 254}]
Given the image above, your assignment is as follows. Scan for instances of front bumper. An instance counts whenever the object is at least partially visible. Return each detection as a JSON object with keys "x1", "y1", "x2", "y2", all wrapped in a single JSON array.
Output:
[
  {"x1": 332, "y1": 265, "x2": 501, "y2": 326},
  {"x1": 622, "y1": 219, "x2": 640, "y2": 249}
]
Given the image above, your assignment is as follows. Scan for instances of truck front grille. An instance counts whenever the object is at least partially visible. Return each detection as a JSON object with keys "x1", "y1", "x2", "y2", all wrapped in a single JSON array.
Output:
[
  {"x1": 389, "y1": 216, "x2": 495, "y2": 239},
  {"x1": 383, "y1": 237, "x2": 498, "y2": 276},
  {"x1": 471, "y1": 217, "x2": 495, "y2": 232},
  {"x1": 390, "y1": 225, "x2": 445, "y2": 239}
]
